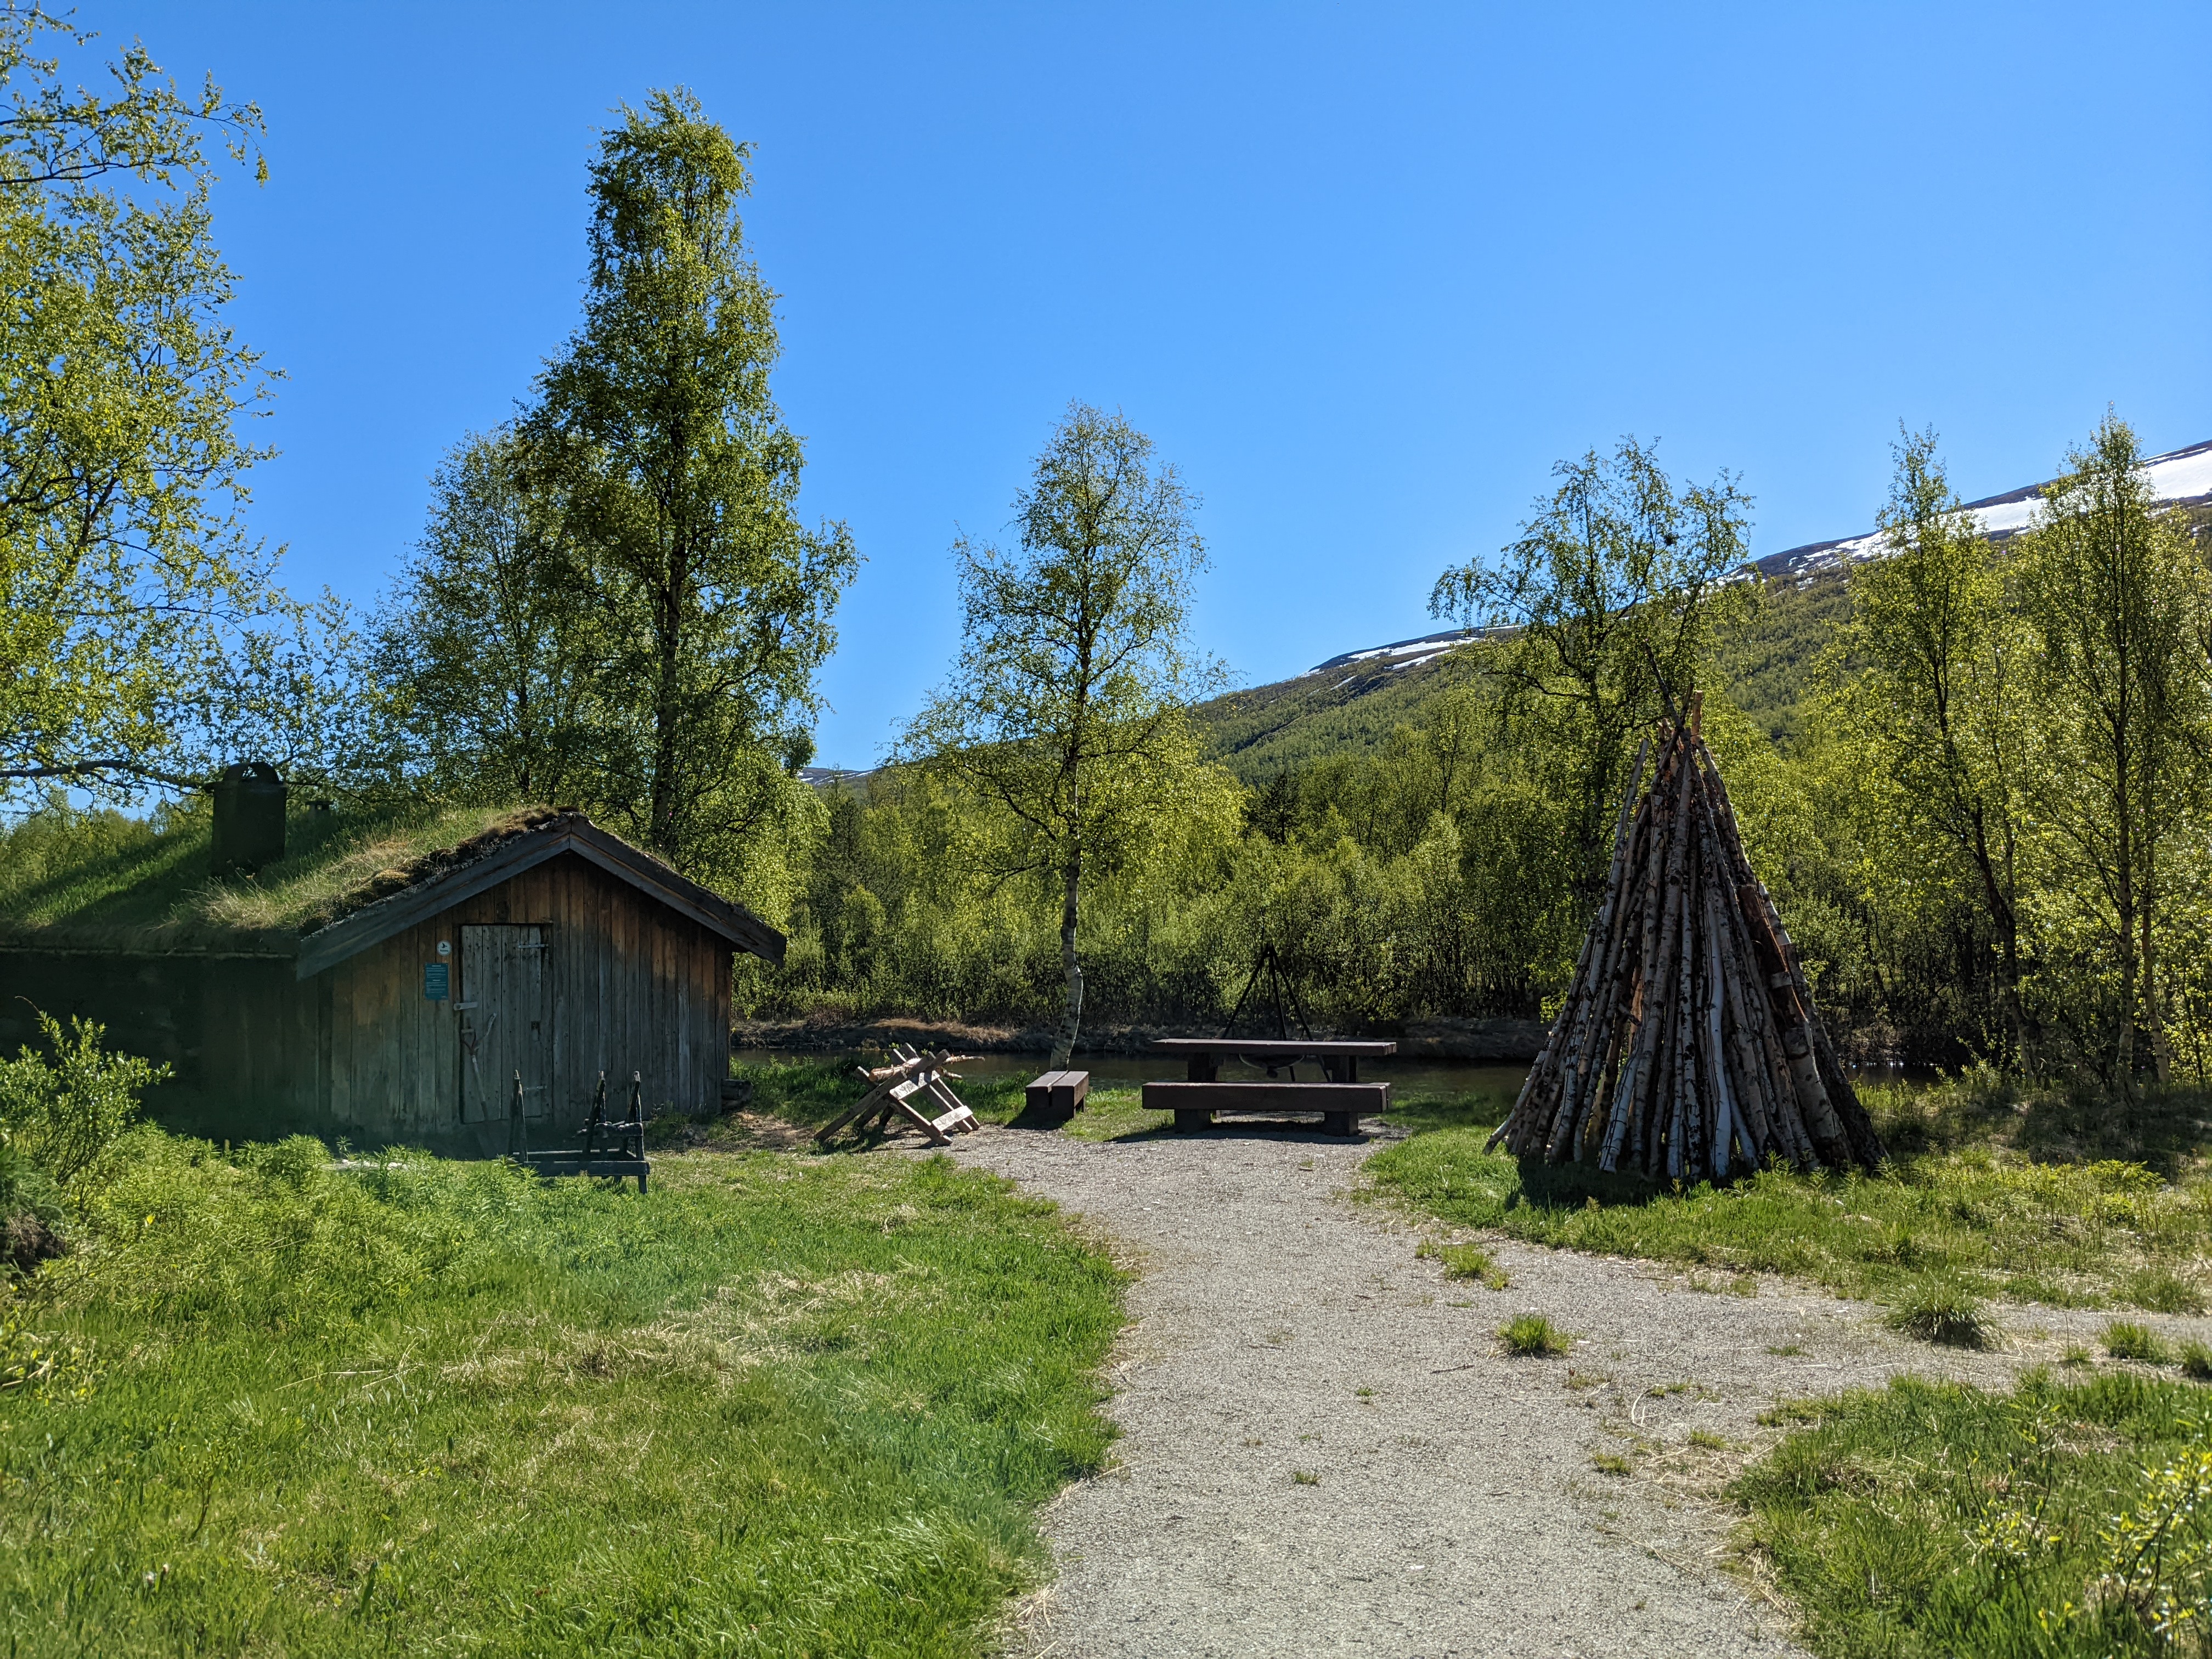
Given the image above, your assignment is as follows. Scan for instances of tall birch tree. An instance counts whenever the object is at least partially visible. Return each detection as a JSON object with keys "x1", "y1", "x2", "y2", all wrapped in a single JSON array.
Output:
[
  {"x1": 1829, "y1": 427, "x2": 2033, "y2": 1058},
  {"x1": 902, "y1": 404, "x2": 1221, "y2": 1065},
  {"x1": 2019, "y1": 414, "x2": 2209, "y2": 1088},
  {"x1": 1427, "y1": 437, "x2": 1752, "y2": 911},
  {"x1": 0, "y1": 7, "x2": 282, "y2": 802},
  {"x1": 529, "y1": 89, "x2": 856, "y2": 878}
]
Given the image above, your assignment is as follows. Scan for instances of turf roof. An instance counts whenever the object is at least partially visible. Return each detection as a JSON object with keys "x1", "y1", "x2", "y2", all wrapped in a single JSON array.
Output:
[{"x1": 0, "y1": 799, "x2": 550, "y2": 936}]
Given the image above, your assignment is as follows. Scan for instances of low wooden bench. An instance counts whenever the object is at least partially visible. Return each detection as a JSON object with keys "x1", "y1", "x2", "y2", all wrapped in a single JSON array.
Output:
[
  {"x1": 1141, "y1": 1079, "x2": 1387, "y2": 1137},
  {"x1": 1025, "y1": 1069, "x2": 1090, "y2": 1117}
]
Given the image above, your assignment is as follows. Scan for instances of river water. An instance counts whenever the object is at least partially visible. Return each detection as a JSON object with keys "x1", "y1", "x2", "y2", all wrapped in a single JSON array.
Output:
[{"x1": 741, "y1": 1048, "x2": 1934, "y2": 1099}]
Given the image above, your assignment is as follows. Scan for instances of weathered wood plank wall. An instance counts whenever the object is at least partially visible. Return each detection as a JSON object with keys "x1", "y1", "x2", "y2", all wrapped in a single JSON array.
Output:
[{"x1": 0, "y1": 850, "x2": 737, "y2": 1153}]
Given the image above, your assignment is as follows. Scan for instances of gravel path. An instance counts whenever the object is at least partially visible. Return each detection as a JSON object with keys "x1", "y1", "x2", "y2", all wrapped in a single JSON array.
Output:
[{"x1": 936, "y1": 1119, "x2": 2212, "y2": 1659}]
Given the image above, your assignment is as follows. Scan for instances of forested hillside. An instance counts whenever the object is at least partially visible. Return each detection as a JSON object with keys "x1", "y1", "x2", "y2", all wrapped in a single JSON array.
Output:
[{"x1": 1190, "y1": 567, "x2": 1853, "y2": 781}]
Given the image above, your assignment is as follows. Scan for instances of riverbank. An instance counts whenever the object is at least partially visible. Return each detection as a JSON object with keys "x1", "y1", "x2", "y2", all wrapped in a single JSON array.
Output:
[{"x1": 732, "y1": 1013, "x2": 1549, "y2": 1063}]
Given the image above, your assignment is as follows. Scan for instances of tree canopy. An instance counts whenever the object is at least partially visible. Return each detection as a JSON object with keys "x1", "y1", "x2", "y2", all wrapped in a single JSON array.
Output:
[
  {"x1": 375, "y1": 89, "x2": 857, "y2": 908},
  {"x1": 901, "y1": 403, "x2": 1223, "y2": 1063},
  {"x1": 0, "y1": 4, "x2": 285, "y2": 803}
]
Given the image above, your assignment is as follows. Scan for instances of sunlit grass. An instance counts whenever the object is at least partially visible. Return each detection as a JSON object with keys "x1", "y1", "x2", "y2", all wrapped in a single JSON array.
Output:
[
  {"x1": 0, "y1": 1127, "x2": 1124, "y2": 1656},
  {"x1": 1736, "y1": 1370, "x2": 2212, "y2": 1657},
  {"x1": 0, "y1": 798, "x2": 520, "y2": 932},
  {"x1": 1364, "y1": 1085, "x2": 2212, "y2": 1310}
]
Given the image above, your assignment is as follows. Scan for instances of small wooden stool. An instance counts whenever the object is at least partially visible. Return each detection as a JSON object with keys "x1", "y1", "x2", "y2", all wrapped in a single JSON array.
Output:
[{"x1": 1025, "y1": 1070, "x2": 1090, "y2": 1118}]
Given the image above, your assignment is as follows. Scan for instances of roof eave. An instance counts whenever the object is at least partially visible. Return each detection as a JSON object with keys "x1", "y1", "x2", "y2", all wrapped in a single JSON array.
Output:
[{"x1": 294, "y1": 822, "x2": 785, "y2": 980}]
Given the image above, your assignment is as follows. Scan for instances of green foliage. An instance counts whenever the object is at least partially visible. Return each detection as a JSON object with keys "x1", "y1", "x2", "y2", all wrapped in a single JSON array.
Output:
[
  {"x1": 0, "y1": 1011, "x2": 165, "y2": 1186},
  {"x1": 1828, "y1": 425, "x2": 2033, "y2": 1058},
  {"x1": 899, "y1": 403, "x2": 1222, "y2": 1060},
  {"x1": 1711, "y1": 570, "x2": 1853, "y2": 749},
  {"x1": 1735, "y1": 1371, "x2": 2212, "y2": 1657},
  {"x1": 1170, "y1": 417, "x2": 2212, "y2": 1093},
  {"x1": 1195, "y1": 648, "x2": 1475, "y2": 781},
  {"x1": 374, "y1": 91, "x2": 854, "y2": 912},
  {"x1": 2017, "y1": 415, "x2": 2211, "y2": 1086},
  {"x1": 0, "y1": 7, "x2": 308, "y2": 804},
  {"x1": 373, "y1": 429, "x2": 600, "y2": 805},
  {"x1": 1497, "y1": 1313, "x2": 1572, "y2": 1356},
  {"x1": 0, "y1": 1128, "x2": 1124, "y2": 1655},
  {"x1": 531, "y1": 89, "x2": 856, "y2": 881},
  {"x1": 1429, "y1": 435, "x2": 1754, "y2": 905},
  {"x1": 763, "y1": 663, "x2": 1587, "y2": 1028}
]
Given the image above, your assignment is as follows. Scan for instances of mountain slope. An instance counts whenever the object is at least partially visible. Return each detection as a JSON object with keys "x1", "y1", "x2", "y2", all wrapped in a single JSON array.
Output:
[
  {"x1": 1194, "y1": 439, "x2": 2211, "y2": 780},
  {"x1": 1755, "y1": 437, "x2": 2212, "y2": 582}
]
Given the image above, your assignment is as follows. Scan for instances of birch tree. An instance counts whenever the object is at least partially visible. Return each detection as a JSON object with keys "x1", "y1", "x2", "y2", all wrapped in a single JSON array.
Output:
[
  {"x1": 529, "y1": 89, "x2": 856, "y2": 877},
  {"x1": 1427, "y1": 437, "x2": 1753, "y2": 910},
  {"x1": 0, "y1": 7, "x2": 283, "y2": 802},
  {"x1": 374, "y1": 429, "x2": 601, "y2": 805},
  {"x1": 902, "y1": 404, "x2": 1221, "y2": 1065},
  {"x1": 1829, "y1": 427, "x2": 2033, "y2": 1058},
  {"x1": 2019, "y1": 414, "x2": 2209, "y2": 1088}
]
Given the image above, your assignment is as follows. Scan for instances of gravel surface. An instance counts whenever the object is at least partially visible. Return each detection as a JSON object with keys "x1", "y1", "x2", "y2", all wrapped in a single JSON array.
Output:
[{"x1": 930, "y1": 1118, "x2": 2212, "y2": 1659}]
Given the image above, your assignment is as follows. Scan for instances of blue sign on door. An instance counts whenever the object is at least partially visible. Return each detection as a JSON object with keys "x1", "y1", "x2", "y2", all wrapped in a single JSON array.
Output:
[{"x1": 424, "y1": 963, "x2": 449, "y2": 1001}]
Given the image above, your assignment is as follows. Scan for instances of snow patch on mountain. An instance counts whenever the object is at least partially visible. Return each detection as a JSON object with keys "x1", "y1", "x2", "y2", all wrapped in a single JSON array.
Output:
[
  {"x1": 1304, "y1": 439, "x2": 2212, "y2": 676},
  {"x1": 1753, "y1": 437, "x2": 2212, "y2": 581}
]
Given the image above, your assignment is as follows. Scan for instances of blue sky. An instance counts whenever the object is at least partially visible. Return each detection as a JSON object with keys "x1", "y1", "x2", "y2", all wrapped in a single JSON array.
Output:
[{"x1": 109, "y1": 2, "x2": 2212, "y2": 767}]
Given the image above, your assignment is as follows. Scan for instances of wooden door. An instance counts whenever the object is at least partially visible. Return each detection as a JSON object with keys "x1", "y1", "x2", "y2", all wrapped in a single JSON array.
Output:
[{"x1": 458, "y1": 924, "x2": 551, "y2": 1125}]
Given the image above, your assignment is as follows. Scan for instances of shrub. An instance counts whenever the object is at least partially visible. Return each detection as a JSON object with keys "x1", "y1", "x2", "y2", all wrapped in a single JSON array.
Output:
[
  {"x1": 1498, "y1": 1313, "x2": 1572, "y2": 1356},
  {"x1": 2104, "y1": 1321, "x2": 2174, "y2": 1365},
  {"x1": 0, "y1": 1138, "x2": 65, "y2": 1272},
  {"x1": 0, "y1": 1012, "x2": 168, "y2": 1186},
  {"x1": 1884, "y1": 1275, "x2": 1995, "y2": 1348}
]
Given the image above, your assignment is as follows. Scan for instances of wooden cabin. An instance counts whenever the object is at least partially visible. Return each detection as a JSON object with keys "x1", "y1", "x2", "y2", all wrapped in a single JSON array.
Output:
[{"x1": 0, "y1": 809, "x2": 783, "y2": 1154}]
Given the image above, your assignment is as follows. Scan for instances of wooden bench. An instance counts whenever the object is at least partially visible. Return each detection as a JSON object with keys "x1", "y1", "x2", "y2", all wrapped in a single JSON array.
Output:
[
  {"x1": 1141, "y1": 1079, "x2": 1387, "y2": 1137},
  {"x1": 1025, "y1": 1069, "x2": 1090, "y2": 1117}
]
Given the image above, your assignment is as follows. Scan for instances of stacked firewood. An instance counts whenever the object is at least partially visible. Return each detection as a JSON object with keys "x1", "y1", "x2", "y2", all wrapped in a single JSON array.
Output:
[{"x1": 1489, "y1": 699, "x2": 1885, "y2": 1178}]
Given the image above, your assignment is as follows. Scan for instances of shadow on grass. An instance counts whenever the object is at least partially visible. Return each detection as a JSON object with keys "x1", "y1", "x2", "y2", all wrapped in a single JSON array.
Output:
[
  {"x1": 1384, "y1": 1085, "x2": 1520, "y2": 1137},
  {"x1": 1867, "y1": 1062, "x2": 2212, "y2": 1177},
  {"x1": 1099, "y1": 1118, "x2": 1378, "y2": 1146},
  {"x1": 2015, "y1": 1082, "x2": 2211, "y2": 1177}
]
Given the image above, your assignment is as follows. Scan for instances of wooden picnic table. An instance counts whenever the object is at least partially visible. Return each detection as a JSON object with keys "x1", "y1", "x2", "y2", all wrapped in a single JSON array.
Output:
[{"x1": 1143, "y1": 1037, "x2": 1396, "y2": 1135}]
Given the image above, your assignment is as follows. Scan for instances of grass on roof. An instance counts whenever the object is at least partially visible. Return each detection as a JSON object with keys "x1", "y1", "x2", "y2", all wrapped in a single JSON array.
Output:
[{"x1": 0, "y1": 798, "x2": 527, "y2": 933}]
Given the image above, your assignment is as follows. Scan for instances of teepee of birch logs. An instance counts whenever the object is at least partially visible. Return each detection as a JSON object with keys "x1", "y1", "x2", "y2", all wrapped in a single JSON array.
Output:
[{"x1": 1488, "y1": 696, "x2": 1886, "y2": 1178}]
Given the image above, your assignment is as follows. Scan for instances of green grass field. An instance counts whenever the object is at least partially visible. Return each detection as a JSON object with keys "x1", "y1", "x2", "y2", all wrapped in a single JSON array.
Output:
[
  {"x1": 1363, "y1": 1082, "x2": 2212, "y2": 1313},
  {"x1": 1736, "y1": 1369, "x2": 2212, "y2": 1657},
  {"x1": 0, "y1": 1128, "x2": 1124, "y2": 1657}
]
